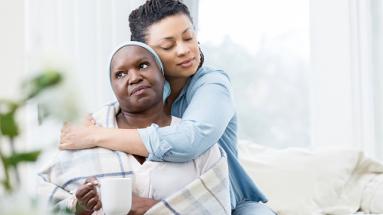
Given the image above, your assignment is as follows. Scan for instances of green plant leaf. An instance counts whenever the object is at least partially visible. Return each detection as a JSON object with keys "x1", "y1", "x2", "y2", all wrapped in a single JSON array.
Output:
[
  {"x1": 0, "y1": 112, "x2": 19, "y2": 137},
  {"x1": 4, "y1": 150, "x2": 41, "y2": 167},
  {"x1": 0, "y1": 179, "x2": 11, "y2": 191},
  {"x1": 0, "y1": 100, "x2": 20, "y2": 112},
  {"x1": 24, "y1": 69, "x2": 63, "y2": 100},
  {"x1": 35, "y1": 69, "x2": 62, "y2": 88}
]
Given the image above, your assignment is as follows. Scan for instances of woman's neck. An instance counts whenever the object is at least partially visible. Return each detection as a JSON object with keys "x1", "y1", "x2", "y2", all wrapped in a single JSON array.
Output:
[
  {"x1": 164, "y1": 77, "x2": 188, "y2": 114},
  {"x1": 166, "y1": 77, "x2": 188, "y2": 103},
  {"x1": 117, "y1": 104, "x2": 171, "y2": 129}
]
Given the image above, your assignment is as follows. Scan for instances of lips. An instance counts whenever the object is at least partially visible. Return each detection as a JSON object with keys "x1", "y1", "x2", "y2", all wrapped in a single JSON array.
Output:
[
  {"x1": 177, "y1": 58, "x2": 195, "y2": 68},
  {"x1": 130, "y1": 85, "x2": 150, "y2": 96}
]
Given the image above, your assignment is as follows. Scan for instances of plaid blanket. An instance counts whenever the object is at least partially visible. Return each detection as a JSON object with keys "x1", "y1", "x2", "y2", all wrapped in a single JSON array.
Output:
[
  {"x1": 145, "y1": 154, "x2": 230, "y2": 215},
  {"x1": 38, "y1": 102, "x2": 230, "y2": 214}
]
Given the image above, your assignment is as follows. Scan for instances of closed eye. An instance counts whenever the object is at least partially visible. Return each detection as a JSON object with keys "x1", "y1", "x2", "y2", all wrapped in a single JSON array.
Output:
[
  {"x1": 161, "y1": 46, "x2": 173, "y2": 51},
  {"x1": 184, "y1": 37, "x2": 193, "y2": 41}
]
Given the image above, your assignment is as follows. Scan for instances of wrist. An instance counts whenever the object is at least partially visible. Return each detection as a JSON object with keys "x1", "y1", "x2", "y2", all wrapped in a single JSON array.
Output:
[
  {"x1": 91, "y1": 127, "x2": 108, "y2": 147},
  {"x1": 150, "y1": 199, "x2": 159, "y2": 206},
  {"x1": 145, "y1": 198, "x2": 159, "y2": 209},
  {"x1": 75, "y1": 201, "x2": 93, "y2": 215}
]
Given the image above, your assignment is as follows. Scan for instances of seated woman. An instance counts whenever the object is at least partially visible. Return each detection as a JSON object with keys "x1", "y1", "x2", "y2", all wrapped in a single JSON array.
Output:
[{"x1": 38, "y1": 41, "x2": 229, "y2": 215}]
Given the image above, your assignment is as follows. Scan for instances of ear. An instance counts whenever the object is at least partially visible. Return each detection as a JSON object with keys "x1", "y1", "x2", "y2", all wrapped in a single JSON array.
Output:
[{"x1": 163, "y1": 81, "x2": 171, "y2": 102}]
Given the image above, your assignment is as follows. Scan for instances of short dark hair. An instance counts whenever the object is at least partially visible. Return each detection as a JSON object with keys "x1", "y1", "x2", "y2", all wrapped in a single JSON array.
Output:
[{"x1": 129, "y1": 0, "x2": 192, "y2": 42}]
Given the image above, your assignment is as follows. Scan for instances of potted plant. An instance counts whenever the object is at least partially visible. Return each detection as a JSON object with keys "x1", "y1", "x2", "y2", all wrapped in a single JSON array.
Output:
[{"x1": 0, "y1": 69, "x2": 65, "y2": 214}]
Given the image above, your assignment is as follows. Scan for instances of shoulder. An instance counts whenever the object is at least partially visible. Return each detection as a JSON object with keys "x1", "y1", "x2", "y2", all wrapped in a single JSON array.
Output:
[
  {"x1": 187, "y1": 66, "x2": 232, "y2": 94},
  {"x1": 91, "y1": 101, "x2": 119, "y2": 127},
  {"x1": 191, "y1": 66, "x2": 231, "y2": 84}
]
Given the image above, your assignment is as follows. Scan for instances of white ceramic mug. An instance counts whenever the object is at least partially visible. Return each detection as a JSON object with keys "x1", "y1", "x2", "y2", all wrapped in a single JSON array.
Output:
[{"x1": 99, "y1": 177, "x2": 132, "y2": 215}]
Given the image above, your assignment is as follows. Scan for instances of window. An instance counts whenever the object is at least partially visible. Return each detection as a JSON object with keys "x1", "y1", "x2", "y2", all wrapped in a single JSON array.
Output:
[{"x1": 198, "y1": 0, "x2": 310, "y2": 148}]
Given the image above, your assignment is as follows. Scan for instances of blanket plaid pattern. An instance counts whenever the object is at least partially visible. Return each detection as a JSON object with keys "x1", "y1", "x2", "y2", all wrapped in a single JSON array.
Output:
[
  {"x1": 38, "y1": 102, "x2": 230, "y2": 214},
  {"x1": 145, "y1": 154, "x2": 230, "y2": 215}
]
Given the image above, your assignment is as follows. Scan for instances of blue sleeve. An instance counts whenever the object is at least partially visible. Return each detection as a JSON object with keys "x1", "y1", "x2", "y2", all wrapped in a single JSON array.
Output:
[{"x1": 138, "y1": 71, "x2": 235, "y2": 162}]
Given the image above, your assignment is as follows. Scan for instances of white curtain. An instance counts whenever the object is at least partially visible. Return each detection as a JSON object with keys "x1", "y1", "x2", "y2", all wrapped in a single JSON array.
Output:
[
  {"x1": 309, "y1": 0, "x2": 382, "y2": 160},
  {"x1": 371, "y1": 0, "x2": 383, "y2": 160}
]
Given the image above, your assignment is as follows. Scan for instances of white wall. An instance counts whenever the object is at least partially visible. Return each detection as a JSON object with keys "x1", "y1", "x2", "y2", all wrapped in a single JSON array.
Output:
[{"x1": 0, "y1": 0, "x2": 25, "y2": 99}]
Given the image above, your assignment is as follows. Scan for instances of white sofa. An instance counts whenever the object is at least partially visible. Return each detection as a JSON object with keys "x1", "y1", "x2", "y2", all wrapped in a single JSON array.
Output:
[{"x1": 238, "y1": 141, "x2": 383, "y2": 215}]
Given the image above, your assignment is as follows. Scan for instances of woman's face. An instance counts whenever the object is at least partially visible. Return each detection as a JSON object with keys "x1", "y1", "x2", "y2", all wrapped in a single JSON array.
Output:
[
  {"x1": 110, "y1": 46, "x2": 164, "y2": 113},
  {"x1": 145, "y1": 13, "x2": 200, "y2": 80}
]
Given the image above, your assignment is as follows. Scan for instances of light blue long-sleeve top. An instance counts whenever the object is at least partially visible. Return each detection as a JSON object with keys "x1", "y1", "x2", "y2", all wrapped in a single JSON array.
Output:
[{"x1": 138, "y1": 66, "x2": 267, "y2": 208}]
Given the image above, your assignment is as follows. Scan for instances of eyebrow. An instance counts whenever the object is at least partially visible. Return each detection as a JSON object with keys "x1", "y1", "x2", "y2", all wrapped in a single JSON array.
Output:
[{"x1": 111, "y1": 55, "x2": 152, "y2": 71}]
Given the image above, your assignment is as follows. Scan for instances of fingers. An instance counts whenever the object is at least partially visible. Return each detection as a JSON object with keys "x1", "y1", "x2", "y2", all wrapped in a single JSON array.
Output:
[
  {"x1": 93, "y1": 199, "x2": 102, "y2": 211},
  {"x1": 59, "y1": 123, "x2": 82, "y2": 150},
  {"x1": 82, "y1": 188, "x2": 98, "y2": 205},
  {"x1": 59, "y1": 142, "x2": 77, "y2": 150},
  {"x1": 76, "y1": 183, "x2": 94, "y2": 199},
  {"x1": 58, "y1": 143, "x2": 69, "y2": 150},
  {"x1": 61, "y1": 122, "x2": 70, "y2": 134},
  {"x1": 86, "y1": 196, "x2": 99, "y2": 209},
  {"x1": 83, "y1": 177, "x2": 101, "y2": 210},
  {"x1": 84, "y1": 114, "x2": 97, "y2": 127},
  {"x1": 76, "y1": 181, "x2": 101, "y2": 211},
  {"x1": 60, "y1": 123, "x2": 73, "y2": 148},
  {"x1": 85, "y1": 177, "x2": 101, "y2": 210},
  {"x1": 85, "y1": 176, "x2": 99, "y2": 185},
  {"x1": 59, "y1": 122, "x2": 101, "y2": 150}
]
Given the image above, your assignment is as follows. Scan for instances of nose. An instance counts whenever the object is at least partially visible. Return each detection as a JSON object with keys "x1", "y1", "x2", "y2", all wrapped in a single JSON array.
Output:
[
  {"x1": 128, "y1": 70, "x2": 143, "y2": 85},
  {"x1": 175, "y1": 42, "x2": 190, "y2": 56}
]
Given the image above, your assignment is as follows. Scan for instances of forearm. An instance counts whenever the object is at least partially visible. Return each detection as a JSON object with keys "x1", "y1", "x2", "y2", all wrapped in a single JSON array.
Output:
[
  {"x1": 142, "y1": 73, "x2": 235, "y2": 162},
  {"x1": 95, "y1": 127, "x2": 148, "y2": 157}
]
